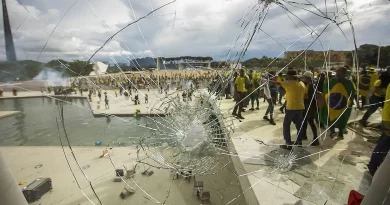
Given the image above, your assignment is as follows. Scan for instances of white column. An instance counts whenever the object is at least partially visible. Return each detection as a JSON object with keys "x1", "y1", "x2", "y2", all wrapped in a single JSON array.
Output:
[
  {"x1": 361, "y1": 153, "x2": 390, "y2": 205},
  {"x1": 0, "y1": 152, "x2": 29, "y2": 205}
]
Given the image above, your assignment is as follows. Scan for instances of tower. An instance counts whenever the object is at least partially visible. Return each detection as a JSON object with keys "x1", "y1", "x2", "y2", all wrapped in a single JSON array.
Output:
[{"x1": 2, "y1": 0, "x2": 17, "y2": 61}]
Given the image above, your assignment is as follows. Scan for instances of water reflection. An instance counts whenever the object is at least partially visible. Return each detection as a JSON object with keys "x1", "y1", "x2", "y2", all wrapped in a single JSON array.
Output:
[
  {"x1": 0, "y1": 97, "x2": 152, "y2": 146},
  {"x1": 13, "y1": 98, "x2": 27, "y2": 145}
]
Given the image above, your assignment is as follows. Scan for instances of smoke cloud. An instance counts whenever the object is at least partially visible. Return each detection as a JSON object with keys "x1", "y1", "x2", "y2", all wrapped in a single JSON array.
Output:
[{"x1": 33, "y1": 68, "x2": 68, "y2": 86}]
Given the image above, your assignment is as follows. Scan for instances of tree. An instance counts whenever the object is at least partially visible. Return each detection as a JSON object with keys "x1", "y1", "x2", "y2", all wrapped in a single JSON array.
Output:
[
  {"x1": 345, "y1": 44, "x2": 390, "y2": 68},
  {"x1": 67, "y1": 60, "x2": 94, "y2": 76},
  {"x1": 46, "y1": 59, "x2": 68, "y2": 68}
]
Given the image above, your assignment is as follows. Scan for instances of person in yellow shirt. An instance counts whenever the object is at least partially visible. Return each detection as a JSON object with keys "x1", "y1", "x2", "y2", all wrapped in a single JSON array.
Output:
[
  {"x1": 243, "y1": 71, "x2": 251, "y2": 108},
  {"x1": 367, "y1": 83, "x2": 390, "y2": 176},
  {"x1": 277, "y1": 69, "x2": 306, "y2": 149},
  {"x1": 358, "y1": 70, "x2": 371, "y2": 108},
  {"x1": 232, "y1": 69, "x2": 247, "y2": 119},
  {"x1": 368, "y1": 68, "x2": 377, "y2": 88},
  {"x1": 360, "y1": 71, "x2": 390, "y2": 127}
]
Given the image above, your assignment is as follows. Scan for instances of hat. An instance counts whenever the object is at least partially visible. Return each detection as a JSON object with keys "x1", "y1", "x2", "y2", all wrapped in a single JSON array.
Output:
[{"x1": 302, "y1": 71, "x2": 314, "y2": 78}]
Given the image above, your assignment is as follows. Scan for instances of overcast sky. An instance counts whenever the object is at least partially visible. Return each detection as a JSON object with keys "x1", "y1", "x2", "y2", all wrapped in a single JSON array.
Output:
[{"x1": 0, "y1": 0, "x2": 389, "y2": 63}]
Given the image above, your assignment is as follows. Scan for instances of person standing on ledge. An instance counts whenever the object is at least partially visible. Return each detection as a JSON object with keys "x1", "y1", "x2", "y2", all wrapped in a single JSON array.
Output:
[
  {"x1": 367, "y1": 83, "x2": 390, "y2": 176},
  {"x1": 232, "y1": 69, "x2": 247, "y2": 120},
  {"x1": 277, "y1": 69, "x2": 306, "y2": 150}
]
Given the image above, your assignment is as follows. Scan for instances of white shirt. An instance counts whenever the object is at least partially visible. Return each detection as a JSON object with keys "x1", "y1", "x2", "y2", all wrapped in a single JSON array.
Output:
[{"x1": 260, "y1": 76, "x2": 271, "y2": 99}]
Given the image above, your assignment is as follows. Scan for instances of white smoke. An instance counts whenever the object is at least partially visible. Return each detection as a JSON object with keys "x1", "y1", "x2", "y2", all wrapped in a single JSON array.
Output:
[{"x1": 33, "y1": 68, "x2": 68, "y2": 86}]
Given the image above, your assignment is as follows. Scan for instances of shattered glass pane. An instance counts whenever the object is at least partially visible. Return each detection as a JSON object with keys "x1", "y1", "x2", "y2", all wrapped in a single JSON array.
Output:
[{"x1": 0, "y1": 0, "x2": 389, "y2": 204}]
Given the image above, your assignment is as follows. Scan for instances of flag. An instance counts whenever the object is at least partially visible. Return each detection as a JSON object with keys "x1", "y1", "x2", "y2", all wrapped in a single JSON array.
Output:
[{"x1": 319, "y1": 78, "x2": 355, "y2": 128}]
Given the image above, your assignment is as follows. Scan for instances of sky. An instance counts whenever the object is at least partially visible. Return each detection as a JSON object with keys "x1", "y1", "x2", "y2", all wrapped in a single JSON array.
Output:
[{"x1": 0, "y1": 0, "x2": 389, "y2": 63}]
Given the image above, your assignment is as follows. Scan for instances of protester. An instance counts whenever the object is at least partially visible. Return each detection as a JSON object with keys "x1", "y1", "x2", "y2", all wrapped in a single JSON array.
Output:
[
  {"x1": 134, "y1": 94, "x2": 140, "y2": 105},
  {"x1": 277, "y1": 69, "x2": 306, "y2": 149},
  {"x1": 243, "y1": 70, "x2": 252, "y2": 108},
  {"x1": 277, "y1": 73, "x2": 285, "y2": 105},
  {"x1": 249, "y1": 72, "x2": 260, "y2": 111},
  {"x1": 98, "y1": 89, "x2": 102, "y2": 101},
  {"x1": 269, "y1": 72, "x2": 278, "y2": 106},
  {"x1": 367, "y1": 83, "x2": 390, "y2": 176},
  {"x1": 301, "y1": 71, "x2": 319, "y2": 146},
  {"x1": 360, "y1": 71, "x2": 390, "y2": 127},
  {"x1": 105, "y1": 97, "x2": 109, "y2": 109},
  {"x1": 232, "y1": 69, "x2": 247, "y2": 119},
  {"x1": 261, "y1": 72, "x2": 276, "y2": 125},
  {"x1": 357, "y1": 70, "x2": 370, "y2": 108},
  {"x1": 319, "y1": 67, "x2": 355, "y2": 139}
]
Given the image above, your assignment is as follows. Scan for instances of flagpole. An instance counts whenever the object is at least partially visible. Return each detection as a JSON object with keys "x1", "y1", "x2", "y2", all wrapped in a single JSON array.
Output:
[{"x1": 376, "y1": 45, "x2": 381, "y2": 70}]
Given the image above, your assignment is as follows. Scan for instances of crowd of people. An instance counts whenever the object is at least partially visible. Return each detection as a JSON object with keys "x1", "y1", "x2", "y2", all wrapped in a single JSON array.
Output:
[
  {"x1": 41, "y1": 70, "x2": 220, "y2": 108},
  {"x1": 228, "y1": 66, "x2": 390, "y2": 176}
]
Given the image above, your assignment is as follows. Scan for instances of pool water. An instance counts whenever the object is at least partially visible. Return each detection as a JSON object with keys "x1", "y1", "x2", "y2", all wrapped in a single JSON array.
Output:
[{"x1": 0, "y1": 97, "x2": 152, "y2": 146}]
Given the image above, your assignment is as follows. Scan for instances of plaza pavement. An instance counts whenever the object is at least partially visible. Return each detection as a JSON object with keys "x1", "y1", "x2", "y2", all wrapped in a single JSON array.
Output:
[{"x1": 218, "y1": 97, "x2": 381, "y2": 205}]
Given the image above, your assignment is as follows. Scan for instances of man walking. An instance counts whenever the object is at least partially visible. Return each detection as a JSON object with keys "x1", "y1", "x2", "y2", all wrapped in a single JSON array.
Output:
[
  {"x1": 360, "y1": 71, "x2": 390, "y2": 127},
  {"x1": 232, "y1": 69, "x2": 247, "y2": 120},
  {"x1": 261, "y1": 72, "x2": 276, "y2": 125},
  {"x1": 301, "y1": 71, "x2": 319, "y2": 146},
  {"x1": 278, "y1": 69, "x2": 306, "y2": 149},
  {"x1": 104, "y1": 95, "x2": 109, "y2": 109}
]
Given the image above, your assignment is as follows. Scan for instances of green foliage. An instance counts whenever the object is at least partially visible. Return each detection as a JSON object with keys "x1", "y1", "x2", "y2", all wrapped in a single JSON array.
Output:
[
  {"x1": 67, "y1": 60, "x2": 94, "y2": 76},
  {"x1": 347, "y1": 44, "x2": 390, "y2": 68},
  {"x1": 46, "y1": 59, "x2": 68, "y2": 68},
  {"x1": 0, "y1": 60, "x2": 44, "y2": 81},
  {"x1": 22, "y1": 60, "x2": 43, "y2": 79},
  {"x1": 243, "y1": 57, "x2": 325, "y2": 69}
]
